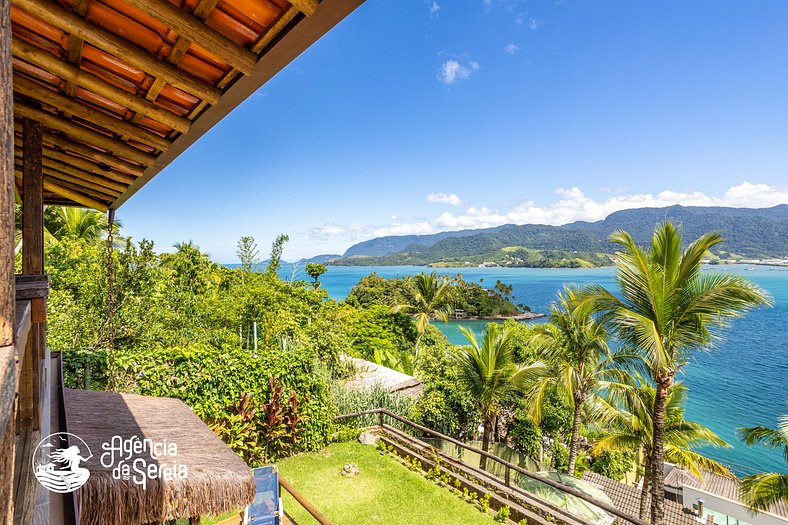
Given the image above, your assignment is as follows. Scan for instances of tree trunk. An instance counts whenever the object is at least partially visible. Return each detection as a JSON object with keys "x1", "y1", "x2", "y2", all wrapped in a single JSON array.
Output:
[
  {"x1": 480, "y1": 416, "x2": 492, "y2": 471},
  {"x1": 640, "y1": 456, "x2": 651, "y2": 520},
  {"x1": 567, "y1": 393, "x2": 584, "y2": 475},
  {"x1": 650, "y1": 374, "x2": 674, "y2": 525},
  {"x1": 414, "y1": 331, "x2": 423, "y2": 356}
]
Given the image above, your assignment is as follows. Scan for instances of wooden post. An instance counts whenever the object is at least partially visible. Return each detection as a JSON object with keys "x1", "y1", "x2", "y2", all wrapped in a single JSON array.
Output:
[
  {"x1": 0, "y1": 0, "x2": 13, "y2": 356},
  {"x1": 22, "y1": 118, "x2": 42, "y2": 275},
  {"x1": 1, "y1": 0, "x2": 17, "y2": 519},
  {"x1": 18, "y1": 118, "x2": 44, "y2": 431}
]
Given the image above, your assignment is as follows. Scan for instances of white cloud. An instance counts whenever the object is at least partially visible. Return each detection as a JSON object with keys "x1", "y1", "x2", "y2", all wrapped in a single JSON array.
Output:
[
  {"x1": 428, "y1": 1, "x2": 440, "y2": 13},
  {"x1": 438, "y1": 60, "x2": 479, "y2": 85},
  {"x1": 529, "y1": 17, "x2": 541, "y2": 30},
  {"x1": 372, "y1": 222, "x2": 435, "y2": 237},
  {"x1": 426, "y1": 192, "x2": 463, "y2": 206},
  {"x1": 504, "y1": 43, "x2": 519, "y2": 55},
  {"x1": 428, "y1": 182, "x2": 788, "y2": 231},
  {"x1": 515, "y1": 12, "x2": 526, "y2": 24}
]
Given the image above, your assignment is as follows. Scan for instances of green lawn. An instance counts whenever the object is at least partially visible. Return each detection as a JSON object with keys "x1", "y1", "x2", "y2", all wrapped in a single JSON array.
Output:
[{"x1": 276, "y1": 442, "x2": 499, "y2": 525}]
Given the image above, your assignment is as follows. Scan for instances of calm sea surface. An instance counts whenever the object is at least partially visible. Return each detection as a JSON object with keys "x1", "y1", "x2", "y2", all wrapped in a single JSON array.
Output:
[{"x1": 275, "y1": 264, "x2": 787, "y2": 475}]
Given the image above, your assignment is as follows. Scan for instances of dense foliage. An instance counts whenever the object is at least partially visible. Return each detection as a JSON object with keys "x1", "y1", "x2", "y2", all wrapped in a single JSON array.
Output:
[
  {"x1": 38, "y1": 209, "x2": 768, "y2": 525},
  {"x1": 347, "y1": 272, "x2": 523, "y2": 318}
]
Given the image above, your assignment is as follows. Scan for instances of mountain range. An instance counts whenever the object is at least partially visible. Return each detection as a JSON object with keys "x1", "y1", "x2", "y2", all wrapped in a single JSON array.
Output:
[{"x1": 329, "y1": 205, "x2": 788, "y2": 268}]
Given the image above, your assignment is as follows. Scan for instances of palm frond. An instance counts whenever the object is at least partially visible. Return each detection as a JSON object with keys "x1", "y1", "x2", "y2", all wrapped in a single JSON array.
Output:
[{"x1": 740, "y1": 472, "x2": 788, "y2": 512}]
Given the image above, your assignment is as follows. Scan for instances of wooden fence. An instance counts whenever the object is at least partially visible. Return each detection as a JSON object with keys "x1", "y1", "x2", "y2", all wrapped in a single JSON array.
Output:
[{"x1": 336, "y1": 408, "x2": 650, "y2": 525}]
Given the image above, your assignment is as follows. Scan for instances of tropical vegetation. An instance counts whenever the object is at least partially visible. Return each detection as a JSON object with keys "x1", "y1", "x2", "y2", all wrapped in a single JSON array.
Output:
[
  {"x1": 391, "y1": 271, "x2": 453, "y2": 354},
  {"x1": 593, "y1": 380, "x2": 733, "y2": 519},
  {"x1": 32, "y1": 209, "x2": 773, "y2": 525},
  {"x1": 454, "y1": 323, "x2": 540, "y2": 469},
  {"x1": 738, "y1": 414, "x2": 788, "y2": 512},
  {"x1": 584, "y1": 222, "x2": 771, "y2": 525},
  {"x1": 524, "y1": 286, "x2": 633, "y2": 475}
]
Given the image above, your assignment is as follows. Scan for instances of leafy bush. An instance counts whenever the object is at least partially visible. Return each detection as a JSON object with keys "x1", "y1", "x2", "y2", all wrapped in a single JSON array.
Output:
[
  {"x1": 116, "y1": 341, "x2": 333, "y2": 455},
  {"x1": 332, "y1": 383, "x2": 414, "y2": 427},
  {"x1": 495, "y1": 505, "x2": 511, "y2": 522},
  {"x1": 551, "y1": 441, "x2": 569, "y2": 473},
  {"x1": 409, "y1": 338, "x2": 476, "y2": 437},
  {"x1": 509, "y1": 411, "x2": 543, "y2": 461},
  {"x1": 590, "y1": 450, "x2": 635, "y2": 481}
]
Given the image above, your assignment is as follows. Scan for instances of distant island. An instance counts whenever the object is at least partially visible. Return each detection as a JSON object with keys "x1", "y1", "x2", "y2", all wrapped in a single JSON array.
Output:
[{"x1": 325, "y1": 205, "x2": 788, "y2": 268}]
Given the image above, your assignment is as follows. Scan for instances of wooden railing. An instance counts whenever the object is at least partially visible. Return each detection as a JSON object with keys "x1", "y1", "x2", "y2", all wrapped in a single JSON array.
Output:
[
  {"x1": 335, "y1": 408, "x2": 650, "y2": 525},
  {"x1": 279, "y1": 476, "x2": 334, "y2": 525}
]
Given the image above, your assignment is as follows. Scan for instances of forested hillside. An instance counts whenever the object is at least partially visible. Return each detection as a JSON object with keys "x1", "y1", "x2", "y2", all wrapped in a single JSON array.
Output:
[{"x1": 334, "y1": 205, "x2": 788, "y2": 267}]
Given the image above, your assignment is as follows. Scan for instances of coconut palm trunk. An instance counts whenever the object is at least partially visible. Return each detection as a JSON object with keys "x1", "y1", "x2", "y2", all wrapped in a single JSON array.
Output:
[
  {"x1": 480, "y1": 415, "x2": 493, "y2": 471},
  {"x1": 640, "y1": 456, "x2": 651, "y2": 520},
  {"x1": 414, "y1": 331, "x2": 423, "y2": 355},
  {"x1": 650, "y1": 375, "x2": 674, "y2": 525},
  {"x1": 567, "y1": 391, "x2": 584, "y2": 475}
]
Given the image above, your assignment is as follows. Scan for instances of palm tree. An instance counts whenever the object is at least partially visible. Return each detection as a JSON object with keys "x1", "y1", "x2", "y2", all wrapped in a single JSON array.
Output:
[
  {"x1": 738, "y1": 414, "x2": 788, "y2": 512},
  {"x1": 585, "y1": 222, "x2": 771, "y2": 525},
  {"x1": 525, "y1": 286, "x2": 635, "y2": 475},
  {"x1": 49, "y1": 206, "x2": 116, "y2": 241},
  {"x1": 594, "y1": 380, "x2": 733, "y2": 519},
  {"x1": 391, "y1": 271, "x2": 453, "y2": 354},
  {"x1": 455, "y1": 322, "x2": 543, "y2": 470}
]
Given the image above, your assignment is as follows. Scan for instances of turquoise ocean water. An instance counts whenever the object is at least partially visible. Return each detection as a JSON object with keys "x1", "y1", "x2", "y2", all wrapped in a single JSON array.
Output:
[{"x1": 275, "y1": 264, "x2": 787, "y2": 476}]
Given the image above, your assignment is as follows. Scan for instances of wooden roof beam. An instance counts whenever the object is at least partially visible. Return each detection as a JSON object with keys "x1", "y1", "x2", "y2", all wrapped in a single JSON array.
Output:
[
  {"x1": 64, "y1": 0, "x2": 88, "y2": 98},
  {"x1": 11, "y1": 0, "x2": 222, "y2": 104},
  {"x1": 13, "y1": 38, "x2": 191, "y2": 133},
  {"x1": 14, "y1": 149, "x2": 127, "y2": 192},
  {"x1": 14, "y1": 171, "x2": 109, "y2": 211},
  {"x1": 40, "y1": 147, "x2": 135, "y2": 184},
  {"x1": 288, "y1": 0, "x2": 318, "y2": 17},
  {"x1": 14, "y1": 121, "x2": 145, "y2": 178},
  {"x1": 15, "y1": 164, "x2": 120, "y2": 202},
  {"x1": 44, "y1": 180, "x2": 111, "y2": 209},
  {"x1": 14, "y1": 102, "x2": 157, "y2": 165},
  {"x1": 122, "y1": 0, "x2": 257, "y2": 75},
  {"x1": 42, "y1": 171, "x2": 120, "y2": 200},
  {"x1": 42, "y1": 132, "x2": 143, "y2": 178},
  {"x1": 14, "y1": 75, "x2": 172, "y2": 151},
  {"x1": 252, "y1": 6, "x2": 299, "y2": 54}
]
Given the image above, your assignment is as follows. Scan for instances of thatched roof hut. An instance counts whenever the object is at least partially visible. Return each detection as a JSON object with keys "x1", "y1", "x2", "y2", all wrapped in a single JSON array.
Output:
[
  {"x1": 64, "y1": 389, "x2": 254, "y2": 525},
  {"x1": 342, "y1": 356, "x2": 424, "y2": 398}
]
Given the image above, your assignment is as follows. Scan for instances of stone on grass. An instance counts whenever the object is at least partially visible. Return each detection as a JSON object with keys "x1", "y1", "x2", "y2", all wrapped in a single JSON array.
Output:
[
  {"x1": 358, "y1": 431, "x2": 379, "y2": 446},
  {"x1": 341, "y1": 463, "x2": 360, "y2": 477}
]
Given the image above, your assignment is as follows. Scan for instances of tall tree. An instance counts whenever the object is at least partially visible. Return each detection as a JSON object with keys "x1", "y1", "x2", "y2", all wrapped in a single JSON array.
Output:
[
  {"x1": 236, "y1": 236, "x2": 260, "y2": 284},
  {"x1": 455, "y1": 323, "x2": 542, "y2": 470},
  {"x1": 594, "y1": 381, "x2": 733, "y2": 519},
  {"x1": 585, "y1": 222, "x2": 770, "y2": 525},
  {"x1": 265, "y1": 234, "x2": 289, "y2": 276},
  {"x1": 305, "y1": 263, "x2": 327, "y2": 289},
  {"x1": 525, "y1": 286, "x2": 634, "y2": 475},
  {"x1": 738, "y1": 414, "x2": 788, "y2": 512},
  {"x1": 390, "y1": 271, "x2": 452, "y2": 354}
]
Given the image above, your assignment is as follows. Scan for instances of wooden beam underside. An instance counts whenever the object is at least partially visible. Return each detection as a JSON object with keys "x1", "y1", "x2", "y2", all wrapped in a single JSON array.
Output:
[
  {"x1": 8, "y1": 0, "x2": 338, "y2": 211},
  {"x1": 11, "y1": 0, "x2": 222, "y2": 104}
]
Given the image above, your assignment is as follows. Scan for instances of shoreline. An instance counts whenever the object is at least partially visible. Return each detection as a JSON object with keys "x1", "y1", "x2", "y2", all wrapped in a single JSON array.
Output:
[{"x1": 452, "y1": 312, "x2": 546, "y2": 321}]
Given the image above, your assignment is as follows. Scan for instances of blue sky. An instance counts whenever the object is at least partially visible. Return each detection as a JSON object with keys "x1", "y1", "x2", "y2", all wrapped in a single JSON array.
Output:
[{"x1": 119, "y1": 0, "x2": 788, "y2": 261}]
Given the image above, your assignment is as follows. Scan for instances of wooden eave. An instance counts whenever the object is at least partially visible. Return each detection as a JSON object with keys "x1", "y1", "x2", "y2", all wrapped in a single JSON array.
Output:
[{"x1": 10, "y1": 0, "x2": 363, "y2": 211}]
